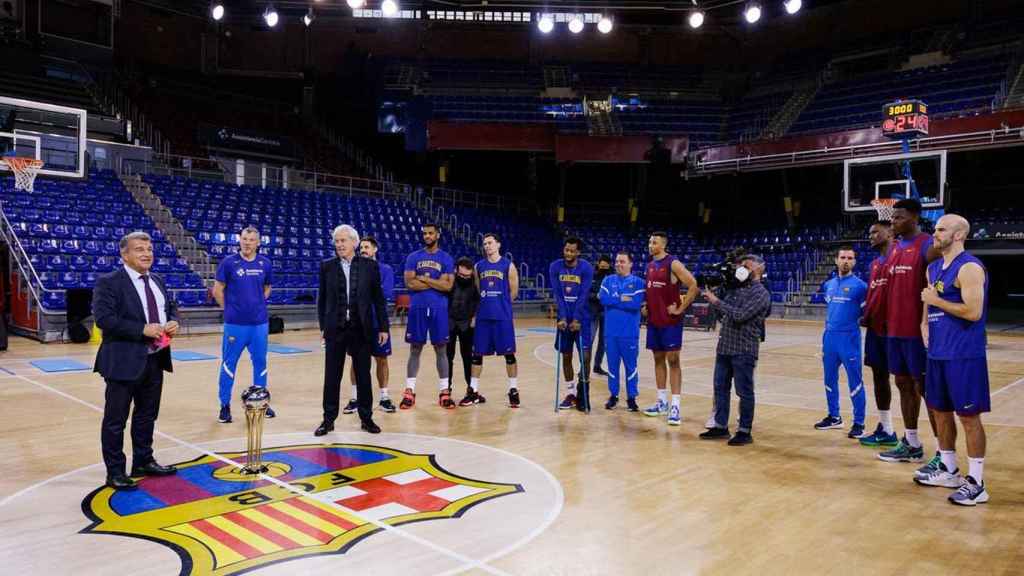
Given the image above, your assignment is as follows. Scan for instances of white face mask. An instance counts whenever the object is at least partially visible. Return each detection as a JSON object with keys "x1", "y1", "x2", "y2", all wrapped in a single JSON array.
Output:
[{"x1": 734, "y1": 266, "x2": 751, "y2": 283}]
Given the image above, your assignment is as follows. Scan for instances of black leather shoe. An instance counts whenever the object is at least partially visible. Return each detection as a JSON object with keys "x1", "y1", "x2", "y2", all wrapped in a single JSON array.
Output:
[
  {"x1": 131, "y1": 461, "x2": 178, "y2": 477},
  {"x1": 360, "y1": 419, "x2": 381, "y2": 434},
  {"x1": 699, "y1": 427, "x2": 731, "y2": 440},
  {"x1": 314, "y1": 421, "x2": 334, "y2": 436},
  {"x1": 106, "y1": 475, "x2": 138, "y2": 491}
]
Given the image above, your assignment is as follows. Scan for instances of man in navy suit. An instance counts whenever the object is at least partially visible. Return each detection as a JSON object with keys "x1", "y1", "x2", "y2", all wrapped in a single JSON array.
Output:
[{"x1": 93, "y1": 231, "x2": 180, "y2": 490}]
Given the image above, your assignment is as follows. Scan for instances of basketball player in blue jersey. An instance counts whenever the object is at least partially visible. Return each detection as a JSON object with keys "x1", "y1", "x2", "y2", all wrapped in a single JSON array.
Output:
[
  {"x1": 916, "y1": 214, "x2": 990, "y2": 506},
  {"x1": 402, "y1": 223, "x2": 454, "y2": 410},
  {"x1": 814, "y1": 245, "x2": 868, "y2": 438},
  {"x1": 343, "y1": 236, "x2": 397, "y2": 414},
  {"x1": 465, "y1": 233, "x2": 521, "y2": 408},
  {"x1": 550, "y1": 237, "x2": 594, "y2": 412},
  {"x1": 212, "y1": 226, "x2": 274, "y2": 423}
]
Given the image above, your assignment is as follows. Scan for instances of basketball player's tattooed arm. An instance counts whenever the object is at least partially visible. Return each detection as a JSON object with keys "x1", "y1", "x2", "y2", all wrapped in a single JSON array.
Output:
[
  {"x1": 921, "y1": 262, "x2": 985, "y2": 322},
  {"x1": 670, "y1": 260, "x2": 698, "y2": 314}
]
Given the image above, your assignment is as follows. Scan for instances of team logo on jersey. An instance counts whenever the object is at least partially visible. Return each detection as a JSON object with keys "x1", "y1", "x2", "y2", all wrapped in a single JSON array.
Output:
[
  {"x1": 417, "y1": 260, "x2": 443, "y2": 272},
  {"x1": 236, "y1": 267, "x2": 246, "y2": 277},
  {"x1": 934, "y1": 280, "x2": 945, "y2": 294},
  {"x1": 81, "y1": 444, "x2": 522, "y2": 576}
]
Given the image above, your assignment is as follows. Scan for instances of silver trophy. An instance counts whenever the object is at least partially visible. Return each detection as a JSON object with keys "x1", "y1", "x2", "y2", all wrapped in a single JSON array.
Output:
[{"x1": 240, "y1": 386, "x2": 271, "y2": 475}]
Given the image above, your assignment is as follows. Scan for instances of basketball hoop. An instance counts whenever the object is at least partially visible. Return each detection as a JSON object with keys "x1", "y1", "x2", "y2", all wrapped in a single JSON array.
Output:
[
  {"x1": 870, "y1": 198, "x2": 898, "y2": 222},
  {"x1": 1, "y1": 157, "x2": 44, "y2": 192}
]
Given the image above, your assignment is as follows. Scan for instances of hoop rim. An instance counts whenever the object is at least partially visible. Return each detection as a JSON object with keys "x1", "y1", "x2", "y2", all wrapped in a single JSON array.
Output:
[{"x1": 869, "y1": 198, "x2": 899, "y2": 207}]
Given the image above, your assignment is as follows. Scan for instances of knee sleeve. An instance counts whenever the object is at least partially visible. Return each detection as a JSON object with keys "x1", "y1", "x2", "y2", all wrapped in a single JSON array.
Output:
[
  {"x1": 471, "y1": 355, "x2": 484, "y2": 366},
  {"x1": 504, "y1": 354, "x2": 517, "y2": 365}
]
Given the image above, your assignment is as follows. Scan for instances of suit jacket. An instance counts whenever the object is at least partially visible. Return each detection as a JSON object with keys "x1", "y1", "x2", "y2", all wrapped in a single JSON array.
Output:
[
  {"x1": 93, "y1": 267, "x2": 178, "y2": 381},
  {"x1": 318, "y1": 256, "x2": 389, "y2": 341}
]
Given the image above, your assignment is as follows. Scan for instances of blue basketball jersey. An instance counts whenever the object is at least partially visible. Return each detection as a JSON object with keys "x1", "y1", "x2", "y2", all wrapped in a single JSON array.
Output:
[
  {"x1": 926, "y1": 252, "x2": 987, "y2": 360},
  {"x1": 475, "y1": 257, "x2": 513, "y2": 321},
  {"x1": 404, "y1": 248, "x2": 454, "y2": 310}
]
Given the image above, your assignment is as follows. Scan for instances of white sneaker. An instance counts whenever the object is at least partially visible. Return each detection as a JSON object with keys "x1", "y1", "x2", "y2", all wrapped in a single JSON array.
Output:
[
  {"x1": 667, "y1": 405, "x2": 681, "y2": 426},
  {"x1": 949, "y1": 476, "x2": 990, "y2": 506},
  {"x1": 914, "y1": 462, "x2": 964, "y2": 488},
  {"x1": 643, "y1": 399, "x2": 668, "y2": 417}
]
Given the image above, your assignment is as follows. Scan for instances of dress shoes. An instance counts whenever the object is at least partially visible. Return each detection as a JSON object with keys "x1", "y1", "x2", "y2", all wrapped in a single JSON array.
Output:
[
  {"x1": 360, "y1": 419, "x2": 381, "y2": 434},
  {"x1": 106, "y1": 474, "x2": 138, "y2": 491},
  {"x1": 314, "y1": 421, "x2": 335, "y2": 436},
  {"x1": 131, "y1": 461, "x2": 178, "y2": 477}
]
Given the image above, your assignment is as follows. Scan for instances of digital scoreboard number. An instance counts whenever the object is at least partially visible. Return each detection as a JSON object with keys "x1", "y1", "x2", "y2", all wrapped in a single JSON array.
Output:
[{"x1": 882, "y1": 99, "x2": 929, "y2": 138}]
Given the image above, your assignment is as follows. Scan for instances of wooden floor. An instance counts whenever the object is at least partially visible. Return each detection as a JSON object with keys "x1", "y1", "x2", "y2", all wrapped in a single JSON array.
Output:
[{"x1": 1, "y1": 318, "x2": 1023, "y2": 576}]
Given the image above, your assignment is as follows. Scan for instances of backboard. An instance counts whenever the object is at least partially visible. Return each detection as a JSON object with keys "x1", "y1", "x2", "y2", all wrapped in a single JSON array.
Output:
[
  {"x1": 0, "y1": 96, "x2": 88, "y2": 179},
  {"x1": 843, "y1": 150, "x2": 946, "y2": 213}
]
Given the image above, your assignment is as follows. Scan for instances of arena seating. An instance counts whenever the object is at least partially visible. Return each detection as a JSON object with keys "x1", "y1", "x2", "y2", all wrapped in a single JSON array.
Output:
[
  {"x1": 789, "y1": 53, "x2": 1009, "y2": 135},
  {"x1": 1, "y1": 170, "x2": 202, "y2": 310}
]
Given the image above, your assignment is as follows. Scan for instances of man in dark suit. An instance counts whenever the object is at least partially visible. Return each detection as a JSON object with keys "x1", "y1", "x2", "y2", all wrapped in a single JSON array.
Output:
[
  {"x1": 316, "y1": 224, "x2": 390, "y2": 436},
  {"x1": 93, "y1": 231, "x2": 180, "y2": 490}
]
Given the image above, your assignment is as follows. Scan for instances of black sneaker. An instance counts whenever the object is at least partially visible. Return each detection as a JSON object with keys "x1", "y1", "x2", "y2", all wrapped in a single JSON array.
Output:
[
  {"x1": 626, "y1": 397, "x2": 639, "y2": 412},
  {"x1": 508, "y1": 388, "x2": 520, "y2": 408},
  {"x1": 593, "y1": 367, "x2": 609, "y2": 376},
  {"x1": 342, "y1": 399, "x2": 359, "y2": 414},
  {"x1": 728, "y1": 431, "x2": 754, "y2": 446},
  {"x1": 265, "y1": 406, "x2": 276, "y2": 418},
  {"x1": 459, "y1": 390, "x2": 486, "y2": 406},
  {"x1": 814, "y1": 414, "x2": 843, "y2": 430},
  {"x1": 218, "y1": 404, "x2": 232, "y2": 424},
  {"x1": 605, "y1": 396, "x2": 619, "y2": 410},
  {"x1": 847, "y1": 423, "x2": 865, "y2": 438},
  {"x1": 379, "y1": 398, "x2": 397, "y2": 413},
  {"x1": 699, "y1": 427, "x2": 730, "y2": 440}
]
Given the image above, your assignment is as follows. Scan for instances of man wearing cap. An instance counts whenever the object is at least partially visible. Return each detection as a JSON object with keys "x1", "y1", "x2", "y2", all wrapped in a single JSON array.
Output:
[{"x1": 699, "y1": 254, "x2": 772, "y2": 446}]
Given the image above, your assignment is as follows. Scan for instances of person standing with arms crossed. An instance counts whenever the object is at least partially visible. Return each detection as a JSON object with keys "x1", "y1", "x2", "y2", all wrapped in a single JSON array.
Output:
[{"x1": 402, "y1": 223, "x2": 454, "y2": 409}]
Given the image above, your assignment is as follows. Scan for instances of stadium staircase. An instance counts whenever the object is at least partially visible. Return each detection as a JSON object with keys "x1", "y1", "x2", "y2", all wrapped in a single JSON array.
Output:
[
  {"x1": 585, "y1": 98, "x2": 622, "y2": 136},
  {"x1": 121, "y1": 174, "x2": 215, "y2": 284},
  {"x1": 767, "y1": 79, "x2": 820, "y2": 138},
  {"x1": 1003, "y1": 58, "x2": 1024, "y2": 109}
]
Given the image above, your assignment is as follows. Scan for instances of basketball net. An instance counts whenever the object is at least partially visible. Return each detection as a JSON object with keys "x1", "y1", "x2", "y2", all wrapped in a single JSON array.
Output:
[
  {"x1": 870, "y1": 198, "x2": 898, "y2": 222},
  {"x1": 1, "y1": 157, "x2": 44, "y2": 192}
]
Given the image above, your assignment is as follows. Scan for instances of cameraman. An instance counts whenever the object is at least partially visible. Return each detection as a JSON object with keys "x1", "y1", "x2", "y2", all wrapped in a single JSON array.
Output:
[{"x1": 699, "y1": 254, "x2": 771, "y2": 446}]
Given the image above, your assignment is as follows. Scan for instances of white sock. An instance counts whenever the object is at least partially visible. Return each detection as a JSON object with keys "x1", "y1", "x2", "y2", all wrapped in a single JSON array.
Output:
[
  {"x1": 566, "y1": 379, "x2": 577, "y2": 393},
  {"x1": 939, "y1": 449, "x2": 957, "y2": 473},
  {"x1": 657, "y1": 389, "x2": 668, "y2": 403},
  {"x1": 350, "y1": 385, "x2": 358, "y2": 400},
  {"x1": 905, "y1": 429, "x2": 921, "y2": 448},
  {"x1": 380, "y1": 388, "x2": 389, "y2": 399},
  {"x1": 508, "y1": 377, "x2": 518, "y2": 391},
  {"x1": 470, "y1": 377, "x2": 480, "y2": 391},
  {"x1": 671, "y1": 394, "x2": 681, "y2": 408},
  {"x1": 879, "y1": 410, "x2": 893, "y2": 434},
  {"x1": 968, "y1": 457, "x2": 985, "y2": 483},
  {"x1": 406, "y1": 377, "x2": 416, "y2": 391},
  {"x1": 439, "y1": 378, "x2": 450, "y2": 391}
]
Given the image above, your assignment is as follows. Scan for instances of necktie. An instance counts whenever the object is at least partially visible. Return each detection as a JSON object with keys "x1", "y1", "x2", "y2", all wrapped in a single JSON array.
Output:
[{"x1": 141, "y1": 274, "x2": 160, "y2": 323}]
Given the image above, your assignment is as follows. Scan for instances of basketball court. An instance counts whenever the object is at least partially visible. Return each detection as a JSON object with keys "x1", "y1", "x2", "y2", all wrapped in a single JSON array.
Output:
[{"x1": 2, "y1": 319, "x2": 1023, "y2": 575}]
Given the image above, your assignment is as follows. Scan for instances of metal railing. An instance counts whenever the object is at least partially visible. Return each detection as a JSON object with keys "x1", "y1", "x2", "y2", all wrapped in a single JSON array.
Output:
[{"x1": 119, "y1": 153, "x2": 413, "y2": 202}]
